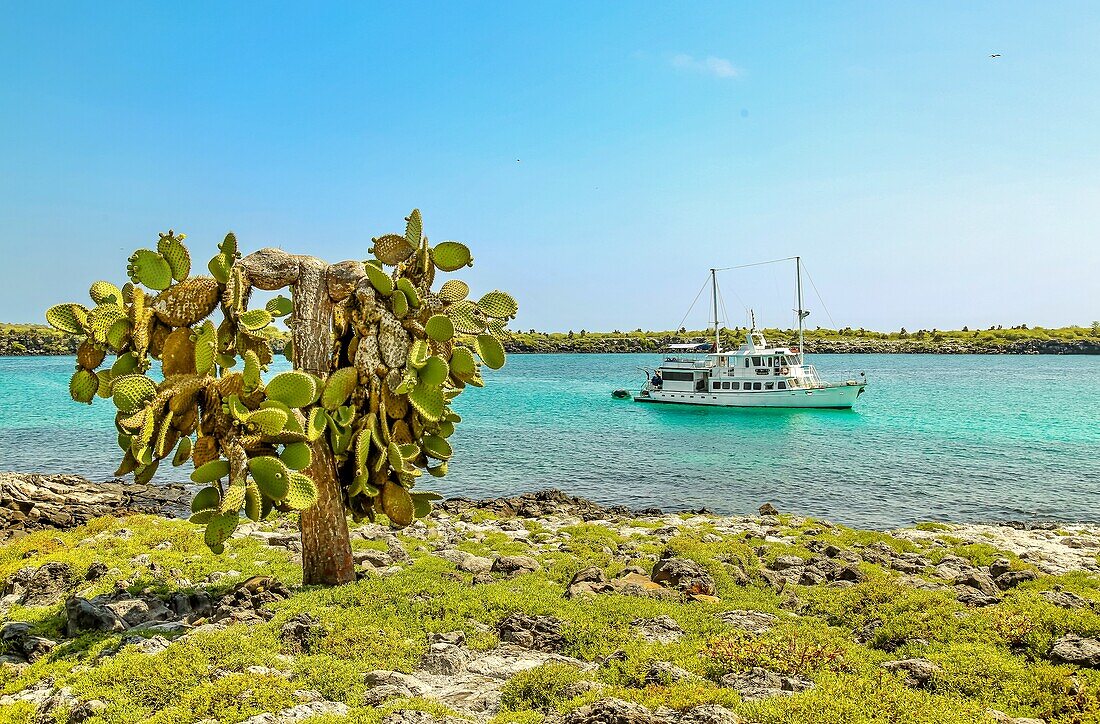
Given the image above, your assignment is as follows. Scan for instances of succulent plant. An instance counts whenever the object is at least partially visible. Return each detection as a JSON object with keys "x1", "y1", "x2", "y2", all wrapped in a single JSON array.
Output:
[{"x1": 46, "y1": 210, "x2": 515, "y2": 585}]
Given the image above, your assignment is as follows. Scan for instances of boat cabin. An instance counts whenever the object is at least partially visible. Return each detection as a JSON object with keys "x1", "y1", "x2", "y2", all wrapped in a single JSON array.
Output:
[{"x1": 651, "y1": 331, "x2": 820, "y2": 394}]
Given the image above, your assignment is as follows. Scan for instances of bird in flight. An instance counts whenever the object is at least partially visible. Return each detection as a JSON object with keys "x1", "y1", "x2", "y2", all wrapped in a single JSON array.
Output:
[{"x1": 990, "y1": 53, "x2": 1001, "y2": 58}]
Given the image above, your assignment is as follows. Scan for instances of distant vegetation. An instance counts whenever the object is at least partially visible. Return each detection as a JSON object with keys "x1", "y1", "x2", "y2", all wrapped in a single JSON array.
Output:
[{"x1": 4, "y1": 322, "x2": 1099, "y2": 356}]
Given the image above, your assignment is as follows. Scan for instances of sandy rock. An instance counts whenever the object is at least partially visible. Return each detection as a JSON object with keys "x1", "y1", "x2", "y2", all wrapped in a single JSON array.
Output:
[
  {"x1": 720, "y1": 609, "x2": 777, "y2": 635},
  {"x1": 564, "y1": 697, "x2": 663, "y2": 724},
  {"x1": 435, "y1": 549, "x2": 493, "y2": 574},
  {"x1": 720, "y1": 667, "x2": 814, "y2": 699},
  {"x1": 680, "y1": 705, "x2": 743, "y2": 724},
  {"x1": 650, "y1": 557, "x2": 716, "y2": 596},
  {"x1": 491, "y1": 555, "x2": 541, "y2": 576},
  {"x1": 881, "y1": 658, "x2": 941, "y2": 687},
  {"x1": 630, "y1": 615, "x2": 684, "y2": 643}
]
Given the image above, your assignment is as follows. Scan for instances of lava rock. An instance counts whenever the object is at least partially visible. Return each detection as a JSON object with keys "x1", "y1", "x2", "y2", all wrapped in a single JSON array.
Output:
[
  {"x1": 881, "y1": 658, "x2": 941, "y2": 688},
  {"x1": 650, "y1": 556, "x2": 716, "y2": 597},
  {"x1": 496, "y1": 613, "x2": 565, "y2": 652},
  {"x1": 1049, "y1": 634, "x2": 1100, "y2": 667}
]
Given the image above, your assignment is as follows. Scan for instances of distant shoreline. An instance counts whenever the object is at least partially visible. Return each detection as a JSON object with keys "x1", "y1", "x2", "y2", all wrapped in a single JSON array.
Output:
[{"x1": 3, "y1": 322, "x2": 1098, "y2": 356}]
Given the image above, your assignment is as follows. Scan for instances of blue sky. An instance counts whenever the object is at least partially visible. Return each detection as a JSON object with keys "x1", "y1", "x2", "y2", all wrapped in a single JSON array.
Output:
[{"x1": 2, "y1": 2, "x2": 1098, "y2": 331}]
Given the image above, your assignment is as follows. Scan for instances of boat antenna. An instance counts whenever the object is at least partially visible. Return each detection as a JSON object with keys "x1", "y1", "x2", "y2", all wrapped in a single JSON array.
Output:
[
  {"x1": 749, "y1": 309, "x2": 756, "y2": 331},
  {"x1": 795, "y1": 256, "x2": 807, "y2": 365},
  {"x1": 710, "y1": 268, "x2": 720, "y2": 353}
]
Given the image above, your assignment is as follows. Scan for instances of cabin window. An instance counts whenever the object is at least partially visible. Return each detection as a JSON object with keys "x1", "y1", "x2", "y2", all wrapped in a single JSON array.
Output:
[
  {"x1": 752, "y1": 356, "x2": 762, "y2": 366},
  {"x1": 662, "y1": 371, "x2": 694, "y2": 382},
  {"x1": 754, "y1": 382, "x2": 762, "y2": 390},
  {"x1": 778, "y1": 381, "x2": 786, "y2": 390},
  {"x1": 730, "y1": 382, "x2": 740, "y2": 390},
  {"x1": 724, "y1": 382, "x2": 732, "y2": 389},
  {"x1": 745, "y1": 359, "x2": 750, "y2": 368},
  {"x1": 765, "y1": 382, "x2": 774, "y2": 390},
  {"x1": 712, "y1": 382, "x2": 720, "y2": 391}
]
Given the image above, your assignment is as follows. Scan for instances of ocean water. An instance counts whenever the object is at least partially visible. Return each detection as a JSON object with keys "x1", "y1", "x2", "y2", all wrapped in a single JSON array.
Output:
[{"x1": 1, "y1": 353, "x2": 1097, "y2": 529}]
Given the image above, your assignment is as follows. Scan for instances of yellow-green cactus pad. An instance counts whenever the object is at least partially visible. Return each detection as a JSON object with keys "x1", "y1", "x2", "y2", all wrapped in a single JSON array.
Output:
[
  {"x1": 306, "y1": 408, "x2": 328, "y2": 442},
  {"x1": 161, "y1": 328, "x2": 197, "y2": 376},
  {"x1": 204, "y1": 511, "x2": 239, "y2": 552},
  {"x1": 265, "y1": 370, "x2": 319, "y2": 408},
  {"x1": 411, "y1": 491, "x2": 438, "y2": 519},
  {"x1": 364, "y1": 263, "x2": 394, "y2": 296},
  {"x1": 44, "y1": 303, "x2": 86, "y2": 335},
  {"x1": 391, "y1": 289, "x2": 409, "y2": 318},
  {"x1": 420, "y1": 355, "x2": 449, "y2": 387},
  {"x1": 96, "y1": 370, "x2": 114, "y2": 398},
  {"x1": 191, "y1": 459, "x2": 230, "y2": 483},
  {"x1": 266, "y1": 295, "x2": 293, "y2": 317},
  {"x1": 438, "y1": 279, "x2": 469, "y2": 303},
  {"x1": 69, "y1": 369, "x2": 99, "y2": 404},
  {"x1": 425, "y1": 314, "x2": 455, "y2": 342},
  {"x1": 127, "y1": 249, "x2": 173, "y2": 291},
  {"x1": 157, "y1": 232, "x2": 192, "y2": 281},
  {"x1": 89, "y1": 281, "x2": 124, "y2": 306},
  {"x1": 431, "y1": 241, "x2": 473, "y2": 272},
  {"x1": 381, "y1": 481, "x2": 414, "y2": 527},
  {"x1": 111, "y1": 374, "x2": 157, "y2": 414},
  {"x1": 247, "y1": 407, "x2": 288, "y2": 436},
  {"x1": 191, "y1": 485, "x2": 221, "y2": 513},
  {"x1": 238, "y1": 308, "x2": 272, "y2": 332},
  {"x1": 408, "y1": 382, "x2": 444, "y2": 422},
  {"x1": 173, "y1": 436, "x2": 192, "y2": 466},
  {"x1": 371, "y1": 233, "x2": 416, "y2": 266},
  {"x1": 193, "y1": 321, "x2": 217, "y2": 375},
  {"x1": 477, "y1": 290, "x2": 518, "y2": 319},
  {"x1": 407, "y1": 339, "x2": 429, "y2": 369},
  {"x1": 427, "y1": 461, "x2": 448, "y2": 478},
  {"x1": 221, "y1": 480, "x2": 247, "y2": 513},
  {"x1": 422, "y1": 434, "x2": 452, "y2": 461},
  {"x1": 284, "y1": 472, "x2": 318, "y2": 510},
  {"x1": 281, "y1": 442, "x2": 312, "y2": 471},
  {"x1": 110, "y1": 353, "x2": 140, "y2": 377},
  {"x1": 321, "y1": 367, "x2": 358, "y2": 410},
  {"x1": 106, "y1": 319, "x2": 131, "y2": 351},
  {"x1": 245, "y1": 481, "x2": 263, "y2": 521},
  {"x1": 243, "y1": 350, "x2": 261, "y2": 390},
  {"x1": 248, "y1": 455, "x2": 291, "y2": 500},
  {"x1": 446, "y1": 301, "x2": 487, "y2": 334},
  {"x1": 396, "y1": 278, "x2": 421, "y2": 308},
  {"x1": 405, "y1": 208, "x2": 423, "y2": 249},
  {"x1": 449, "y1": 346, "x2": 477, "y2": 379},
  {"x1": 152, "y1": 277, "x2": 220, "y2": 327},
  {"x1": 476, "y1": 334, "x2": 506, "y2": 370}
]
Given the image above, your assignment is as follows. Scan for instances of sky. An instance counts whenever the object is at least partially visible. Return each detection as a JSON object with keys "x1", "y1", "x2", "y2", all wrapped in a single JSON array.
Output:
[{"x1": 1, "y1": 2, "x2": 1098, "y2": 332}]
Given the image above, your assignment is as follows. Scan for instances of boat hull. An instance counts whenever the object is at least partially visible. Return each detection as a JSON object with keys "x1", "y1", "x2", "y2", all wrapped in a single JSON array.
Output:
[{"x1": 634, "y1": 383, "x2": 865, "y2": 409}]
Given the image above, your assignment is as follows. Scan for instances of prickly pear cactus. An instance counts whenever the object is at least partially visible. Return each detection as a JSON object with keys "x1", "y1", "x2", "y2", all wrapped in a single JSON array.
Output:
[{"x1": 46, "y1": 211, "x2": 516, "y2": 555}]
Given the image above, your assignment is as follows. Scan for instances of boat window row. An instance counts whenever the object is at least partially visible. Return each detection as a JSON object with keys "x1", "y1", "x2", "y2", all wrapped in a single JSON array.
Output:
[
  {"x1": 745, "y1": 355, "x2": 800, "y2": 368},
  {"x1": 661, "y1": 371, "x2": 695, "y2": 382},
  {"x1": 712, "y1": 380, "x2": 788, "y2": 391}
]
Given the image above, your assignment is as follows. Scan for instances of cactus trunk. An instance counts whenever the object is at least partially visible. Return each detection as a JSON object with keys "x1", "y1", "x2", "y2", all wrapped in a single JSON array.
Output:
[{"x1": 292, "y1": 258, "x2": 356, "y2": 586}]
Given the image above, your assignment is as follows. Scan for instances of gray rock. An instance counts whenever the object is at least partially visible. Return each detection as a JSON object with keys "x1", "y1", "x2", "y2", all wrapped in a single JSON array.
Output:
[
  {"x1": 630, "y1": 615, "x2": 683, "y2": 643},
  {"x1": 354, "y1": 549, "x2": 394, "y2": 568},
  {"x1": 680, "y1": 704, "x2": 743, "y2": 724},
  {"x1": 491, "y1": 555, "x2": 541, "y2": 576},
  {"x1": 240, "y1": 700, "x2": 350, "y2": 723},
  {"x1": 954, "y1": 587, "x2": 1001, "y2": 607},
  {"x1": 279, "y1": 613, "x2": 322, "y2": 653},
  {"x1": 881, "y1": 658, "x2": 941, "y2": 687},
  {"x1": 771, "y1": 555, "x2": 805, "y2": 571},
  {"x1": 434, "y1": 549, "x2": 493, "y2": 574},
  {"x1": 954, "y1": 571, "x2": 998, "y2": 597},
  {"x1": 2, "y1": 562, "x2": 74, "y2": 607},
  {"x1": 759, "y1": 503, "x2": 779, "y2": 516},
  {"x1": 1049, "y1": 634, "x2": 1100, "y2": 667},
  {"x1": 65, "y1": 596, "x2": 126, "y2": 635},
  {"x1": 564, "y1": 697, "x2": 662, "y2": 724},
  {"x1": 650, "y1": 557, "x2": 716, "y2": 596},
  {"x1": 1041, "y1": 589, "x2": 1094, "y2": 610},
  {"x1": 120, "y1": 634, "x2": 172, "y2": 655},
  {"x1": 497, "y1": 613, "x2": 565, "y2": 651},
  {"x1": 719, "y1": 609, "x2": 777, "y2": 635},
  {"x1": 644, "y1": 660, "x2": 700, "y2": 685},
  {"x1": 0, "y1": 622, "x2": 56, "y2": 662},
  {"x1": 990, "y1": 558, "x2": 1012, "y2": 578},
  {"x1": 567, "y1": 567, "x2": 615, "y2": 598},
  {"x1": 719, "y1": 667, "x2": 814, "y2": 699},
  {"x1": 994, "y1": 570, "x2": 1038, "y2": 590}
]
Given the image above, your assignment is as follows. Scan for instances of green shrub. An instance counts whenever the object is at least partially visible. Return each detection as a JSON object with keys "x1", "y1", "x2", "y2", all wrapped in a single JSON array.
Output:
[{"x1": 500, "y1": 663, "x2": 587, "y2": 712}]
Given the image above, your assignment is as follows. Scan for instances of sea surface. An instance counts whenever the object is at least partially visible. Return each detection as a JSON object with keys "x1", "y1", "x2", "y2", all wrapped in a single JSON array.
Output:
[{"x1": 1, "y1": 353, "x2": 1097, "y2": 529}]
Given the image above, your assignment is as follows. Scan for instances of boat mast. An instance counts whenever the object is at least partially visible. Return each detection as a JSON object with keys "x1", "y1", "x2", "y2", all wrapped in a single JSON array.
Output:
[
  {"x1": 711, "y1": 268, "x2": 720, "y2": 353},
  {"x1": 796, "y1": 256, "x2": 805, "y2": 365}
]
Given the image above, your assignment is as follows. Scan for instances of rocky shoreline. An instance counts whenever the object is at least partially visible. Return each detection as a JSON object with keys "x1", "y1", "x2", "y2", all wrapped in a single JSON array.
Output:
[
  {"x1": 2, "y1": 483, "x2": 1099, "y2": 722},
  {"x1": 504, "y1": 337, "x2": 1100, "y2": 355}
]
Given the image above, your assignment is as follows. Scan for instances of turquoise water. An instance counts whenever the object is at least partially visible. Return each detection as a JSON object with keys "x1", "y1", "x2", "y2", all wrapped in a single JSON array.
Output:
[{"x1": 1, "y1": 354, "x2": 1097, "y2": 528}]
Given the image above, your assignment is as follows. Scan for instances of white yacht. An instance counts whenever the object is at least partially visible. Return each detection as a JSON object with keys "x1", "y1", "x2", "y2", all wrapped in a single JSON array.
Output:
[{"x1": 633, "y1": 258, "x2": 867, "y2": 409}]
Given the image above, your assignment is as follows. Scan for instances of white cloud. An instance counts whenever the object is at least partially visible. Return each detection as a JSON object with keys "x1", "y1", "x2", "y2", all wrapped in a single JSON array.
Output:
[{"x1": 670, "y1": 53, "x2": 741, "y2": 79}]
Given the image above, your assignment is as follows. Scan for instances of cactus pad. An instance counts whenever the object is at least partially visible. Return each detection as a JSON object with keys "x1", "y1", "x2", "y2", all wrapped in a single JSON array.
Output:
[
  {"x1": 89, "y1": 281, "x2": 124, "y2": 306},
  {"x1": 477, "y1": 290, "x2": 518, "y2": 319},
  {"x1": 266, "y1": 295, "x2": 293, "y2": 317},
  {"x1": 364, "y1": 264, "x2": 394, "y2": 296},
  {"x1": 424, "y1": 314, "x2": 455, "y2": 342},
  {"x1": 381, "y1": 481, "x2": 414, "y2": 527},
  {"x1": 281, "y1": 442, "x2": 312, "y2": 471},
  {"x1": 284, "y1": 472, "x2": 318, "y2": 510},
  {"x1": 157, "y1": 232, "x2": 192, "y2": 281},
  {"x1": 422, "y1": 434, "x2": 452, "y2": 461},
  {"x1": 192, "y1": 459, "x2": 230, "y2": 483},
  {"x1": 266, "y1": 371, "x2": 319, "y2": 408},
  {"x1": 127, "y1": 249, "x2": 174, "y2": 291},
  {"x1": 476, "y1": 334, "x2": 506, "y2": 370},
  {"x1": 247, "y1": 407, "x2": 289, "y2": 436},
  {"x1": 152, "y1": 277, "x2": 220, "y2": 327},
  {"x1": 111, "y1": 374, "x2": 157, "y2": 414},
  {"x1": 408, "y1": 382, "x2": 444, "y2": 422},
  {"x1": 431, "y1": 241, "x2": 473, "y2": 272},
  {"x1": 446, "y1": 301, "x2": 487, "y2": 335},
  {"x1": 248, "y1": 455, "x2": 291, "y2": 499},
  {"x1": 371, "y1": 233, "x2": 416, "y2": 266},
  {"x1": 419, "y1": 355, "x2": 449, "y2": 387},
  {"x1": 437, "y1": 279, "x2": 469, "y2": 303},
  {"x1": 396, "y1": 278, "x2": 421, "y2": 307},
  {"x1": 45, "y1": 303, "x2": 88, "y2": 335},
  {"x1": 69, "y1": 369, "x2": 99, "y2": 404},
  {"x1": 321, "y1": 367, "x2": 358, "y2": 410},
  {"x1": 238, "y1": 308, "x2": 272, "y2": 332}
]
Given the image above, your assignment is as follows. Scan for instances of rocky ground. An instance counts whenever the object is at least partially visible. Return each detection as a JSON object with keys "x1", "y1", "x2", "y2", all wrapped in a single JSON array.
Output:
[{"x1": 1, "y1": 487, "x2": 1099, "y2": 723}]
